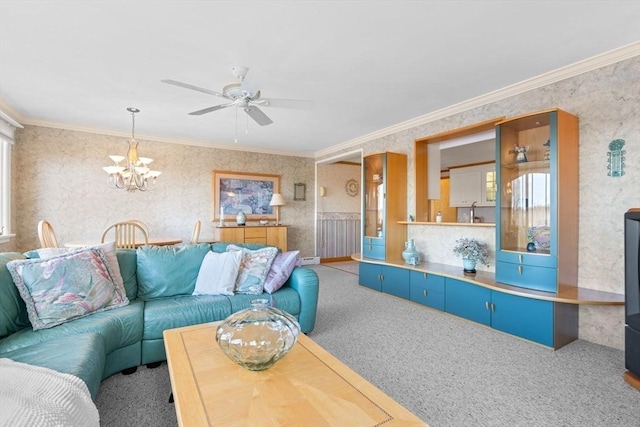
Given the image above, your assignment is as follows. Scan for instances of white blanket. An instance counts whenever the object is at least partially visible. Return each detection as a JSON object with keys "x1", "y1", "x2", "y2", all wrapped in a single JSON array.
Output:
[{"x1": 0, "y1": 358, "x2": 99, "y2": 427}]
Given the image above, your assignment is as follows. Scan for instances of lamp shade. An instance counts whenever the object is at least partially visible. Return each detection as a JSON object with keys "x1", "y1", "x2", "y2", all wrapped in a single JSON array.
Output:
[{"x1": 270, "y1": 193, "x2": 286, "y2": 207}]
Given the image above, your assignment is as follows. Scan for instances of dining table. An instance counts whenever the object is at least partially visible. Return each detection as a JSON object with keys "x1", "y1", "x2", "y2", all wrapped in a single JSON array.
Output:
[{"x1": 64, "y1": 237, "x2": 183, "y2": 248}]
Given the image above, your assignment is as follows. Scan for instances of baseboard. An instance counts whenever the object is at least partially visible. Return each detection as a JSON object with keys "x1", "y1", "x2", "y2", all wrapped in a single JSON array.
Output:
[
  {"x1": 624, "y1": 371, "x2": 640, "y2": 392},
  {"x1": 320, "y1": 256, "x2": 353, "y2": 263}
]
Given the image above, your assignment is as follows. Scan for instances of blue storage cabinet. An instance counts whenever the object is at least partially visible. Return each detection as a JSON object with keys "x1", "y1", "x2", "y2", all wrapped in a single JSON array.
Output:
[
  {"x1": 495, "y1": 109, "x2": 579, "y2": 293},
  {"x1": 445, "y1": 278, "x2": 554, "y2": 346},
  {"x1": 410, "y1": 271, "x2": 445, "y2": 311},
  {"x1": 490, "y1": 292, "x2": 554, "y2": 347},
  {"x1": 358, "y1": 263, "x2": 410, "y2": 299},
  {"x1": 445, "y1": 278, "x2": 491, "y2": 325},
  {"x1": 362, "y1": 236, "x2": 385, "y2": 260},
  {"x1": 362, "y1": 152, "x2": 407, "y2": 261},
  {"x1": 358, "y1": 262, "x2": 383, "y2": 291}
]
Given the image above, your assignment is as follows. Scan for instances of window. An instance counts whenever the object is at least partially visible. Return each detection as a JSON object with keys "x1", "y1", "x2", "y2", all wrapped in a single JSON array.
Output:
[{"x1": 0, "y1": 112, "x2": 21, "y2": 242}]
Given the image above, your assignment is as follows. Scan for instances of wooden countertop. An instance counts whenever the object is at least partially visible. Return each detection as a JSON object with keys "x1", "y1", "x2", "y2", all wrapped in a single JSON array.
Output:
[{"x1": 352, "y1": 254, "x2": 624, "y2": 306}]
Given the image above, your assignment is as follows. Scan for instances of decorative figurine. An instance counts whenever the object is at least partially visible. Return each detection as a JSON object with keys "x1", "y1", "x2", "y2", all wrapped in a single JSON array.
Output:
[
  {"x1": 543, "y1": 139, "x2": 551, "y2": 160},
  {"x1": 510, "y1": 144, "x2": 529, "y2": 163}
]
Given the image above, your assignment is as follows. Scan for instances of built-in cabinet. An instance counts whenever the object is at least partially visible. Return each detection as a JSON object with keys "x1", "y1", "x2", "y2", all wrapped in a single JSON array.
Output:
[
  {"x1": 214, "y1": 225, "x2": 288, "y2": 251},
  {"x1": 357, "y1": 259, "x2": 583, "y2": 348},
  {"x1": 409, "y1": 271, "x2": 445, "y2": 311},
  {"x1": 449, "y1": 163, "x2": 496, "y2": 207},
  {"x1": 359, "y1": 262, "x2": 410, "y2": 298},
  {"x1": 445, "y1": 278, "x2": 555, "y2": 347},
  {"x1": 362, "y1": 152, "x2": 407, "y2": 260},
  {"x1": 495, "y1": 109, "x2": 578, "y2": 293}
]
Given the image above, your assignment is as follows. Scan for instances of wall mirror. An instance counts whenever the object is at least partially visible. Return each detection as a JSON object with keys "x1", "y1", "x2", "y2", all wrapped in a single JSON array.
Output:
[{"x1": 294, "y1": 183, "x2": 306, "y2": 201}]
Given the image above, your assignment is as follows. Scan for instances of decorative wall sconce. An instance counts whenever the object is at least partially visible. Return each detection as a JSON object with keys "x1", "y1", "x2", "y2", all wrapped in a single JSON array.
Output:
[{"x1": 607, "y1": 139, "x2": 626, "y2": 177}]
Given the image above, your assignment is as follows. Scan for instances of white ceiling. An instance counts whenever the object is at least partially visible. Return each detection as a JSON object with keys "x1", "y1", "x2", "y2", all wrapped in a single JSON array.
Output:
[{"x1": 1, "y1": 1, "x2": 639, "y2": 157}]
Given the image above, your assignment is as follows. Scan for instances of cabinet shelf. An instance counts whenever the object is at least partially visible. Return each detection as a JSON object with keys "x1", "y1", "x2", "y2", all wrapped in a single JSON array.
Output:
[
  {"x1": 362, "y1": 152, "x2": 407, "y2": 260},
  {"x1": 496, "y1": 109, "x2": 578, "y2": 293},
  {"x1": 502, "y1": 160, "x2": 549, "y2": 170}
]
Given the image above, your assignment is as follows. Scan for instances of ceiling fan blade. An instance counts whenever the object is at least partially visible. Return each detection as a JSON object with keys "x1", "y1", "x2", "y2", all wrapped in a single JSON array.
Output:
[
  {"x1": 189, "y1": 103, "x2": 233, "y2": 115},
  {"x1": 259, "y1": 97, "x2": 315, "y2": 109},
  {"x1": 244, "y1": 106, "x2": 273, "y2": 126},
  {"x1": 161, "y1": 79, "x2": 224, "y2": 97},
  {"x1": 240, "y1": 68, "x2": 261, "y2": 98}
]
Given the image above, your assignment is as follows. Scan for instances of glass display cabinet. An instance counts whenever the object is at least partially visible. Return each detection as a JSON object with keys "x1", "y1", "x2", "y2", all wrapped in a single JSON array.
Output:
[
  {"x1": 495, "y1": 109, "x2": 579, "y2": 292},
  {"x1": 362, "y1": 152, "x2": 407, "y2": 260}
]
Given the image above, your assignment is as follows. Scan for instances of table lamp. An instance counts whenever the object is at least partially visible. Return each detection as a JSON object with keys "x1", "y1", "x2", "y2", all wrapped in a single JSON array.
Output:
[{"x1": 269, "y1": 193, "x2": 286, "y2": 225}]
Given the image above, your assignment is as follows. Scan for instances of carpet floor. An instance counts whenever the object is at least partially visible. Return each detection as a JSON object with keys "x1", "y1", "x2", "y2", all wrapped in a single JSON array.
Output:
[{"x1": 95, "y1": 265, "x2": 640, "y2": 426}]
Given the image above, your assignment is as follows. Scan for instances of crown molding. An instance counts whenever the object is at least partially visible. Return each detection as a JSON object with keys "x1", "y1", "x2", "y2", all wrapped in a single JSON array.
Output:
[
  {"x1": 8, "y1": 116, "x2": 314, "y2": 158},
  {"x1": 3, "y1": 42, "x2": 638, "y2": 160},
  {"x1": 314, "y1": 41, "x2": 640, "y2": 159},
  {"x1": 0, "y1": 99, "x2": 25, "y2": 126}
]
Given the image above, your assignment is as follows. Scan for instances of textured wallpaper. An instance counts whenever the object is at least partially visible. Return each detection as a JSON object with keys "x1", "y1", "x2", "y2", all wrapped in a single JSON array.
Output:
[
  {"x1": 318, "y1": 56, "x2": 640, "y2": 349},
  {"x1": 3, "y1": 56, "x2": 638, "y2": 349},
  {"x1": 9, "y1": 128, "x2": 316, "y2": 255}
]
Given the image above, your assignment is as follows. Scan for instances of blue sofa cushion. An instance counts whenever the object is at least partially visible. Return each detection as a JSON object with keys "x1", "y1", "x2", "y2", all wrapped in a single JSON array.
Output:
[
  {"x1": 0, "y1": 253, "x2": 31, "y2": 338},
  {"x1": 225, "y1": 288, "x2": 301, "y2": 318},
  {"x1": 142, "y1": 295, "x2": 232, "y2": 340},
  {"x1": 211, "y1": 242, "x2": 274, "y2": 253},
  {"x1": 0, "y1": 300, "x2": 144, "y2": 356},
  {"x1": 136, "y1": 243, "x2": 211, "y2": 300},
  {"x1": 116, "y1": 249, "x2": 138, "y2": 300},
  {"x1": 1, "y1": 333, "x2": 106, "y2": 399}
]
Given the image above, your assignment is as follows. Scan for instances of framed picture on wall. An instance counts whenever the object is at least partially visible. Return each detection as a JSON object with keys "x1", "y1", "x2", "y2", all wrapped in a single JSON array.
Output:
[{"x1": 212, "y1": 170, "x2": 280, "y2": 221}]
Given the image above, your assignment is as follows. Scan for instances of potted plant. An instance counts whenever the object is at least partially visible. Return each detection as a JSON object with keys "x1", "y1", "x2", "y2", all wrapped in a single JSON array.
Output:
[{"x1": 453, "y1": 237, "x2": 489, "y2": 273}]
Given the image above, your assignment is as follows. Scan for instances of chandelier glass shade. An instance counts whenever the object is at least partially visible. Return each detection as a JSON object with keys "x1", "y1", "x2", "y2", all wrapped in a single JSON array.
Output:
[{"x1": 103, "y1": 108, "x2": 161, "y2": 192}]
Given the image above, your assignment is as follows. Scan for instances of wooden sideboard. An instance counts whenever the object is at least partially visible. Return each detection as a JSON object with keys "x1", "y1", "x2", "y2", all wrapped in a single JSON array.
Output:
[{"x1": 214, "y1": 225, "x2": 287, "y2": 251}]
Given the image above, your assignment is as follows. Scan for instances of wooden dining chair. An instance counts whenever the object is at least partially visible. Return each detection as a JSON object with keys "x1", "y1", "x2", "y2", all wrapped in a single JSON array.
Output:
[
  {"x1": 101, "y1": 221, "x2": 149, "y2": 249},
  {"x1": 37, "y1": 220, "x2": 59, "y2": 248},
  {"x1": 125, "y1": 219, "x2": 149, "y2": 235},
  {"x1": 190, "y1": 220, "x2": 201, "y2": 244}
]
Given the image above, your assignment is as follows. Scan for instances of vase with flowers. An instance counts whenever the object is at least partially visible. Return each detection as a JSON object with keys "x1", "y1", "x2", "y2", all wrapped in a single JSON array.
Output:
[{"x1": 453, "y1": 237, "x2": 489, "y2": 273}]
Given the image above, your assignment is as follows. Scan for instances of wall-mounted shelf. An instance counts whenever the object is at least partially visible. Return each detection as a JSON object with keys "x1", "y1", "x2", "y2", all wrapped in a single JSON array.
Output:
[{"x1": 399, "y1": 221, "x2": 495, "y2": 227}]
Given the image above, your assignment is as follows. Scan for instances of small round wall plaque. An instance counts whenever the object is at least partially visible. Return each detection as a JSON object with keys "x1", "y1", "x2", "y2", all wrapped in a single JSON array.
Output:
[{"x1": 345, "y1": 179, "x2": 359, "y2": 197}]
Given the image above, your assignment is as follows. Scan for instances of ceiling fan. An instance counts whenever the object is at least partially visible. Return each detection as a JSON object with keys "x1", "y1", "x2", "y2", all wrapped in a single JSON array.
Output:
[{"x1": 161, "y1": 66, "x2": 312, "y2": 127}]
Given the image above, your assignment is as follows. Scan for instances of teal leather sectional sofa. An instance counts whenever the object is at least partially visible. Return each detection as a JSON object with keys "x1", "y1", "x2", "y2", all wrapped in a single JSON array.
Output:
[{"x1": 0, "y1": 243, "x2": 319, "y2": 399}]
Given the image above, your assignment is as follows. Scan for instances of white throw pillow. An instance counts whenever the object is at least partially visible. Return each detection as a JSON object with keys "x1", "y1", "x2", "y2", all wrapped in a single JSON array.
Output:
[{"x1": 193, "y1": 250, "x2": 243, "y2": 296}]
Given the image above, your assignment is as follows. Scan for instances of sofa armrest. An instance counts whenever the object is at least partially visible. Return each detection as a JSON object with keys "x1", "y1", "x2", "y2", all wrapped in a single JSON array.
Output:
[{"x1": 283, "y1": 267, "x2": 319, "y2": 333}]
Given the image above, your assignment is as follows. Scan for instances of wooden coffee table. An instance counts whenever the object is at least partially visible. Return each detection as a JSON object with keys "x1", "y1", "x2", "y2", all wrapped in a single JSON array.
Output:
[{"x1": 163, "y1": 322, "x2": 427, "y2": 426}]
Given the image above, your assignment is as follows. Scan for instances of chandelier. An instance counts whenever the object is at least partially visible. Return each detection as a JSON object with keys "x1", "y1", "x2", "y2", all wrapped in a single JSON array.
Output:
[{"x1": 103, "y1": 107, "x2": 161, "y2": 192}]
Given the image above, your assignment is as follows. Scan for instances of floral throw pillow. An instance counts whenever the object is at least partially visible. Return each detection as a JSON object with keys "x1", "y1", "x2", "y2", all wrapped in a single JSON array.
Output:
[
  {"x1": 227, "y1": 245, "x2": 278, "y2": 294},
  {"x1": 6, "y1": 248, "x2": 128, "y2": 330}
]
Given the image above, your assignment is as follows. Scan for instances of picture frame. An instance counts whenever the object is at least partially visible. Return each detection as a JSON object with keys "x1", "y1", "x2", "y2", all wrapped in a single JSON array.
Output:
[
  {"x1": 294, "y1": 183, "x2": 306, "y2": 201},
  {"x1": 212, "y1": 171, "x2": 280, "y2": 222}
]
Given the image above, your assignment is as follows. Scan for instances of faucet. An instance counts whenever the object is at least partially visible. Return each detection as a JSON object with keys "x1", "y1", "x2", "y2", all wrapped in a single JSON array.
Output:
[{"x1": 469, "y1": 201, "x2": 477, "y2": 223}]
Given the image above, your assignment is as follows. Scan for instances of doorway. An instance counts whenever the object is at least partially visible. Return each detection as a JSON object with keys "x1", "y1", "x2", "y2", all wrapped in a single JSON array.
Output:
[{"x1": 315, "y1": 149, "x2": 363, "y2": 263}]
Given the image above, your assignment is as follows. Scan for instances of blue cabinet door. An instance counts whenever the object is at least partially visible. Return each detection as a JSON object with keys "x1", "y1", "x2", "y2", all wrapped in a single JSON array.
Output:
[
  {"x1": 445, "y1": 278, "x2": 491, "y2": 325},
  {"x1": 358, "y1": 262, "x2": 382, "y2": 291},
  {"x1": 409, "y1": 271, "x2": 445, "y2": 311},
  {"x1": 381, "y1": 266, "x2": 410, "y2": 299},
  {"x1": 495, "y1": 261, "x2": 557, "y2": 292},
  {"x1": 490, "y1": 292, "x2": 554, "y2": 347},
  {"x1": 362, "y1": 236, "x2": 386, "y2": 260}
]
